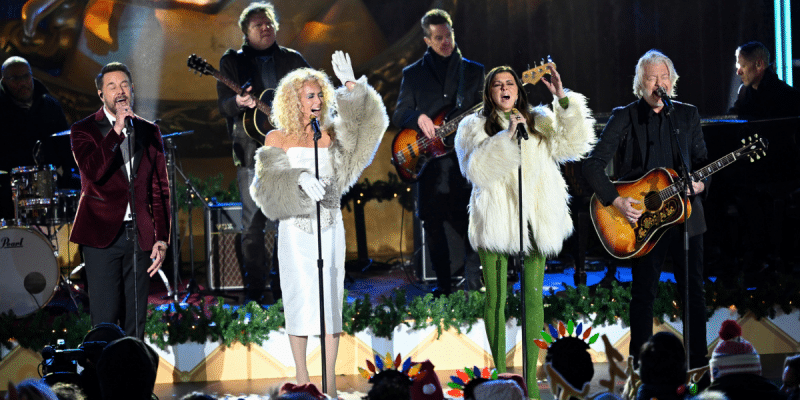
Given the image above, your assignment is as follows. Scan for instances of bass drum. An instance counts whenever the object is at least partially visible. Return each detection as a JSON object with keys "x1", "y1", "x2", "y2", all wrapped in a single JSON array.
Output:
[{"x1": 0, "y1": 227, "x2": 59, "y2": 318}]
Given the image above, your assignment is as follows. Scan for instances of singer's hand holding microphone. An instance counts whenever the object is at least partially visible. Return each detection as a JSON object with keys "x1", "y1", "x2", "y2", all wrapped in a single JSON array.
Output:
[
  {"x1": 114, "y1": 100, "x2": 135, "y2": 135},
  {"x1": 510, "y1": 108, "x2": 528, "y2": 140}
]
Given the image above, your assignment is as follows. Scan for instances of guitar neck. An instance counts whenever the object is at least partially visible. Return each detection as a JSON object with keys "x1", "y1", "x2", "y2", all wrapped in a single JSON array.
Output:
[
  {"x1": 660, "y1": 149, "x2": 741, "y2": 201},
  {"x1": 435, "y1": 103, "x2": 484, "y2": 139},
  {"x1": 212, "y1": 71, "x2": 271, "y2": 115}
]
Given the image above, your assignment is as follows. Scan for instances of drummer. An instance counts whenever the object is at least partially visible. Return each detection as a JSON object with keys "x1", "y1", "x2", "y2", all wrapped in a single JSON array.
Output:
[{"x1": 0, "y1": 56, "x2": 72, "y2": 223}]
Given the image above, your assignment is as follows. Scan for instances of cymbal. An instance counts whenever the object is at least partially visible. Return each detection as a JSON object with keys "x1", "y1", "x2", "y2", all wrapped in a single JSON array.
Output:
[{"x1": 51, "y1": 129, "x2": 71, "y2": 137}]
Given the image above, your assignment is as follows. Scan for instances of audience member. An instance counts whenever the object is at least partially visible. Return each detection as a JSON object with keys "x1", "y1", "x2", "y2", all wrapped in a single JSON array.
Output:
[
  {"x1": 365, "y1": 369, "x2": 413, "y2": 400},
  {"x1": 5, "y1": 380, "x2": 58, "y2": 400},
  {"x1": 95, "y1": 336, "x2": 159, "y2": 400},
  {"x1": 409, "y1": 360, "x2": 443, "y2": 400},
  {"x1": 546, "y1": 336, "x2": 595, "y2": 400},
  {"x1": 690, "y1": 392, "x2": 728, "y2": 400},
  {"x1": 782, "y1": 354, "x2": 800, "y2": 400},
  {"x1": 705, "y1": 320, "x2": 786, "y2": 400},
  {"x1": 178, "y1": 392, "x2": 217, "y2": 400},
  {"x1": 461, "y1": 378, "x2": 489, "y2": 400},
  {"x1": 637, "y1": 331, "x2": 688, "y2": 400},
  {"x1": 472, "y1": 379, "x2": 524, "y2": 400},
  {"x1": 277, "y1": 383, "x2": 324, "y2": 400},
  {"x1": 48, "y1": 383, "x2": 86, "y2": 400}
]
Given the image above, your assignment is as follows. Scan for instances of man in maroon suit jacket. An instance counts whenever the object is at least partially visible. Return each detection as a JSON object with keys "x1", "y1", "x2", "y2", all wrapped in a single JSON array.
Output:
[{"x1": 70, "y1": 62, "x2": 170, "y2": 338}]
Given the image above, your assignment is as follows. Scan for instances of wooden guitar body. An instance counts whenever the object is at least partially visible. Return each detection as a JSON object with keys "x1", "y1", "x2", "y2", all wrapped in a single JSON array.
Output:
[{"x1": 590, "y1": 168, "x2": 691, "y2": 259}]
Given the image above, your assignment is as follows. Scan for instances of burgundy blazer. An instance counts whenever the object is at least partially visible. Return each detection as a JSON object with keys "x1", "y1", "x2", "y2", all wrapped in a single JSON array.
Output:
[{"x1": 69, "y1": 108, "x2": 171, "y2": 251}]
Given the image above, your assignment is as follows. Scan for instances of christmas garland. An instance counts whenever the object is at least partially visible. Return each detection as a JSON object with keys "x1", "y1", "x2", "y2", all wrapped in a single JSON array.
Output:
[{"x1": 4, "y1": 278, "x2": 799, "y2": 353}]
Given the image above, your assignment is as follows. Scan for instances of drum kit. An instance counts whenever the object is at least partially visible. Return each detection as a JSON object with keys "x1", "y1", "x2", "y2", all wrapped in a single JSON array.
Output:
[
  {"x1": 0, "y1": 161, "x2": 80, "y2": 318},
  {"x1": 1, "y1": 128, "x2": 184, "y2": 319}
]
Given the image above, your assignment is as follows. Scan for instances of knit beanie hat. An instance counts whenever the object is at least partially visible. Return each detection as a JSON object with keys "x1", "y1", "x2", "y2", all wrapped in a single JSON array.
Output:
[
  {"x1": 709, "y1": 320, "x2": 761, "y2": 382},
  {"x1": 410, "y1": 360, "x2": 443, "y2": 400}
]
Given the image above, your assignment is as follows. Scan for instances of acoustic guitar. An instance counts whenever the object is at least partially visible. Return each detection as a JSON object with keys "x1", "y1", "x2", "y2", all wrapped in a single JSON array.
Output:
[
  {"x1": 187, "y1": 54, "x2": 273, "y2": 142},
  {"x1": 391, "y1": 61, "x2": 556, "y2": 183},
  {"x1": 590, "y1": 135, "x2": 768, "y2": 259}
]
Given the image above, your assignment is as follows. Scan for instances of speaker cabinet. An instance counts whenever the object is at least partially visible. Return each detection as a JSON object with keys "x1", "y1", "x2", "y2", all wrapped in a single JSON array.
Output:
[
  {"x1": 206, "y1": 203, "x2": 244, "y2": 290},
  {"x1": 205, "y1": 203, "x2": 277, "y2": 291},
  {"x1": 418, "y1": 220, "x2": 465, "y2": 282}
]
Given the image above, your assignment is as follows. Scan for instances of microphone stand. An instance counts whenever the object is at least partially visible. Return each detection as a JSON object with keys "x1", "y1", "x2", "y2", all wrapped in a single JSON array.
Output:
[
  {"x1": 662, "y1": 98, "x2": 694, "y2": 371},
  {"x1": 310, "y1": 116, "x2": 328, "y2": 395},
  {"x1": 164, "y1": 134, "x2": 182, "y2": 301},
  {"x1": 514, "y1": 115, "x2": 530, "y2": 385},
  {"x1": 125, "y1": 119, "x2": 141, "y2": 339},
  {"x1": 161, "y1": 131, "x2": 235, "y2": 303}
]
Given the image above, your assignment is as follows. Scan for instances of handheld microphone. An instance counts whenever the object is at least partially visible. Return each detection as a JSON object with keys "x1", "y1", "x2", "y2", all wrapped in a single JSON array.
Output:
[
  {"x1": 125, "y1": 116, "x2": 134, "y2": 130},
  {"x1": 310, "y1": 115, "x2": 321, "y2": 140},
  {"x1": 654, "y1": 86, "x2": 672, "y2": 110},
  {"x1": 511, "y1": 108, "x2": 528, "y2": 140}
]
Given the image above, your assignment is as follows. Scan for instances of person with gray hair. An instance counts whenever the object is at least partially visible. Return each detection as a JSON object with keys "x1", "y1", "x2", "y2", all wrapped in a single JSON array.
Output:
[{"x1": 583, "y1": 49, "x2": 709, "y2": 369}]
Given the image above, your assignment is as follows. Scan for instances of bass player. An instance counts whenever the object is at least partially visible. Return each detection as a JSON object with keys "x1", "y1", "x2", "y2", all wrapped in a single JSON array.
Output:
[{"x1": 392, "y1": 9, "x2": 484, "y2": 295}]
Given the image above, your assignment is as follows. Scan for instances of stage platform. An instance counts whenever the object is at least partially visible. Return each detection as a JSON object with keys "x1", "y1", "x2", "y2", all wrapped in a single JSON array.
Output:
[{"x1": 2, "y1": 264, "x2": 799, "y2": 399}]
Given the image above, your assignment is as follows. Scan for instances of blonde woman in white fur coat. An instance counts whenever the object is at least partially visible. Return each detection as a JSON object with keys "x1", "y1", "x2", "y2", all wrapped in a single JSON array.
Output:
[
  {"x1": 249, "y1": 51, "x2": 388, "y2": 395},
  {"x1": 454, "y1": 65, "x2": 595, "y2": 398}
]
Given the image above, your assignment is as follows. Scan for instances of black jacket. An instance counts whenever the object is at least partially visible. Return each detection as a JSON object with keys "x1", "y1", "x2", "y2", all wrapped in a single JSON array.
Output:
[
  {"x1": 582, "y1": 99, "x2": 710, "y2": 236},
  {"x1": 730, "y1": 66, "x2": 800, "y2": 120},
  {"x1": 0, "y1": 77, "x2": 69, "y2": 172},
  {"x1": 392, "y1": 47, "x2": 484, "y2": 132},
  {"x1": 391, "y1": 47, "x2": 484, "y2": 219},
  {"x1": 217, "y1": 42, "x2": 309, "y2": 168}
]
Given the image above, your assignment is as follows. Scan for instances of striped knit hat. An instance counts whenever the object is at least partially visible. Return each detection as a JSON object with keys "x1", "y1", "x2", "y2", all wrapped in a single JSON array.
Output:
[{"x1": 709, "y1": 319, "x2": 761, "y2": 382}]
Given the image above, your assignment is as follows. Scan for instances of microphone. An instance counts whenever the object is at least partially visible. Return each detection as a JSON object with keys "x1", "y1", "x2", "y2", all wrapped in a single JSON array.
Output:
[
  {"x1": 125, "y1": 116, "x2": 134, "y2": 130},
  {"x1": 511, "y1": 108, "x2": 528, "y2": 140},
  {"x1": 654, "y1": 86, "x2": 672, "y2": 110},
  {"x1": 310, "y1": 115, "x2": 321, "y2": 140}
]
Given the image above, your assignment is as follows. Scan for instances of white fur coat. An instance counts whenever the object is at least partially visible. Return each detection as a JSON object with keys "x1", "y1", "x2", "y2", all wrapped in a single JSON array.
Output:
[
  {"x1": 454, "y1": 91, "x2": 596, "y2": 256},
  {"x1": 249, "y1": 77, "x2": 389, "y2": 220}
]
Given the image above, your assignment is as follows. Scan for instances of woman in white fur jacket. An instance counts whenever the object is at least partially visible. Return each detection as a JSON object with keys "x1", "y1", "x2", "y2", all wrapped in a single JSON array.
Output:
[
  {"x1": 454, "y1": 65, "x2": 595, "y2": 398},
  {"x1": 249, "y1": 51, "x2": 388, "y2": 395}
]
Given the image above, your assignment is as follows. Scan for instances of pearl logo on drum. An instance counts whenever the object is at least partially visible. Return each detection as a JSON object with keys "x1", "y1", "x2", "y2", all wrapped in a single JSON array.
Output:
[{"x1": 1, "y1": 236, "x2": 24, "y2": 248}]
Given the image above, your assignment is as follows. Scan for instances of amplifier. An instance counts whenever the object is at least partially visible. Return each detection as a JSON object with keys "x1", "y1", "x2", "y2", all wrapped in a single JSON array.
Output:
[
  {"x1": 205, "y1": 203, "x2": 278, "y2": 291},
  {"x1": 205, "y1": 203, "x2": 244, "y2": 290}
]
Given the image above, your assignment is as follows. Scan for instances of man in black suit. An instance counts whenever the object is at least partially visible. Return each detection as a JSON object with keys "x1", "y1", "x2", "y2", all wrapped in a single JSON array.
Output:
[
  {"x1": 583, "y1": 50, "x2": 709, "y2": 368},
  {"x1": 392, "y1": 9, "x2": 484, "y2": 295},
  {"x1": 217, "y1": 2, "x2": 310, "y2": 304}
]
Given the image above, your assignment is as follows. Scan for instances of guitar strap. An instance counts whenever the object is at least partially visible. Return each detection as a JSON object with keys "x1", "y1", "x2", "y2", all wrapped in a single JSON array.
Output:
[{"x1": 455, "y1": 61, "x2": 466, "y2": 112}]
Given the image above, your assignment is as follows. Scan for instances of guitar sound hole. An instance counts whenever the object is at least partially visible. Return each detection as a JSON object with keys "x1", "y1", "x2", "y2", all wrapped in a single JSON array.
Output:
[{"x1": 643, "y1": 192, "x2": 662, "y2": 211}]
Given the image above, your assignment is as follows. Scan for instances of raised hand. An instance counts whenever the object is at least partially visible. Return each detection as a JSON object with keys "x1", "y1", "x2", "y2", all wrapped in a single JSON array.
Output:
[{"x1": 331, "y1": 50, "x2": 356, "y2": 87}]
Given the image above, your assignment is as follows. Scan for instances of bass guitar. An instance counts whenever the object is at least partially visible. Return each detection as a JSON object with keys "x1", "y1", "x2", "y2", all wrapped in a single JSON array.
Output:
[
  {"x1": 590, "y1": 135, "x2": 767, "y2": 259},
  {"x1": 187, "y1": 54, "x2": 274, "y2": 142},
  {"x1": 391, "y1": 61, "x2": 556, "y2": 183}
]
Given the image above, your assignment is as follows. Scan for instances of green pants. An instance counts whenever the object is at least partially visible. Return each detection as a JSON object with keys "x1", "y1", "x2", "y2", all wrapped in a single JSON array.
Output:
[{"x1": 480, "y1": 248, "x2": 545, "y2": 400}]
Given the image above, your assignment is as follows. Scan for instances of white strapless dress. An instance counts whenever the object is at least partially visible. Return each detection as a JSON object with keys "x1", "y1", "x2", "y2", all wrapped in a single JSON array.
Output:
[{"x1": 279, "y1": 147, "x2": 345, "y2": 336}]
